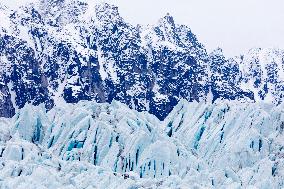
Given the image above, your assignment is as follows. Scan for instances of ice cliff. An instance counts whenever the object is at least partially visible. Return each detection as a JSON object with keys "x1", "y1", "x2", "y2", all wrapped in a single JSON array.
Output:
[{"x1": 0, "y1": 100, "x2": 283, "y2": 188}]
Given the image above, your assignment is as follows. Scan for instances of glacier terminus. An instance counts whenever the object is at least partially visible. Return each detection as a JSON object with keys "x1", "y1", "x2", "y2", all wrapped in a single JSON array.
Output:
[{"x1": 0, "y1": 0, "x2": 284, "y2": 188}]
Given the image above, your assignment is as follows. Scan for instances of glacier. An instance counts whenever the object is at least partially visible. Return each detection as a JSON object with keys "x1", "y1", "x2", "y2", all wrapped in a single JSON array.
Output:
[
  {"x1": 0, "y1": 100, "x2": 283, "y2": 188},
  {"x1": 0, "y1": 0, "x2": 284, "y2": 188}
]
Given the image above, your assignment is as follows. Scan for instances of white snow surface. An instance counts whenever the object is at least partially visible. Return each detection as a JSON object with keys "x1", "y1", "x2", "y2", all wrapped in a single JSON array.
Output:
[{"x1": 0, "y1": 100, "x2": 283, "y2": 188}]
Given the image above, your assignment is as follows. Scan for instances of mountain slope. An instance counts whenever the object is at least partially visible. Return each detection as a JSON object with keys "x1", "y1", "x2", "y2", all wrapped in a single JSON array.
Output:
[{"x1": 1, "y1": 0, "x2": 283, "y2": 120}]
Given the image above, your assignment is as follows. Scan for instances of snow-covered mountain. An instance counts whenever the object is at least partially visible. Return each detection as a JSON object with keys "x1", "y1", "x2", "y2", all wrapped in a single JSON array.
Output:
[
  {"x1": 0, "y1": 0, "x2": 283, "y2": 120},
  {"x1": 0, "y1": 1, "x2": 284, "y2": 188},
  {"x1": 0, "y1": 100, "x2": 283, "y2": 188}
]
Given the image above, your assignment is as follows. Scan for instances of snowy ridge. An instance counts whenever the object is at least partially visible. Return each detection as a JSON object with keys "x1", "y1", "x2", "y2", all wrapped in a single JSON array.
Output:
[
  {"x1": 0, "y1": 0, "x2": 283, "y2": 120},
  {"x1": 0, "y1": 100, "x2": 283, "y2": 188},
  {"x1": 236, "y1": 48, "x2": 284, "y2": 103}
]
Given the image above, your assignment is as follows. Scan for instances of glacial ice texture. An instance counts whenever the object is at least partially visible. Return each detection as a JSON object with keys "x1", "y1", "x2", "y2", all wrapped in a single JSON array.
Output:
[{"x1": 0, "y1": 100, "x2": 283, "y2": 188}]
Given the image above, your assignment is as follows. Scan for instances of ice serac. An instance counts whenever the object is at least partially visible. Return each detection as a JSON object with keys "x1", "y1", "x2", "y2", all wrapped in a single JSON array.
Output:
[
  {"x1": 12, "y1": 101, "x2": 194, "y2": 179},
  {"x1": 2, "y1": 1, "x2": 283, "y2": 120},
  {"x1": 163, "y1": 100, "x2": 284, "y2": 188},
  {"x1": 0, "y1": 100, "x2": 283, "y2": 188}
]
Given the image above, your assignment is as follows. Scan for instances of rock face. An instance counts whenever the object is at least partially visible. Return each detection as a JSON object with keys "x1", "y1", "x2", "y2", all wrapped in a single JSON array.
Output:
[
  {"x1": 0, "y1": 1, "x2": 283, "y2": 188},
  {"x1": 0, "y1": 101, "x2": 283, "y2": 188},
  {"x1": 0, "y1": 0, "x2": 283, "y2": 120}
]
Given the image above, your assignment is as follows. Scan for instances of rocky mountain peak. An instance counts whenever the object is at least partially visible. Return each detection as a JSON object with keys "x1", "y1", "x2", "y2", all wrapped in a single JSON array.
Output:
[{"x1": 0, "y1": 1, "x2": 283, "y2": 120}]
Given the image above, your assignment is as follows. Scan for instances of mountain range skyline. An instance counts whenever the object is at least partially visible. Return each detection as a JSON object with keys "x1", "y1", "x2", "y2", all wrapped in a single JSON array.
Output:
[
  {"x1": 0, "y1": 0, "x2": 283, "y2": 120},
  {"x1": 4, "y1": 0, "x2": 284, "y2": 57}
]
